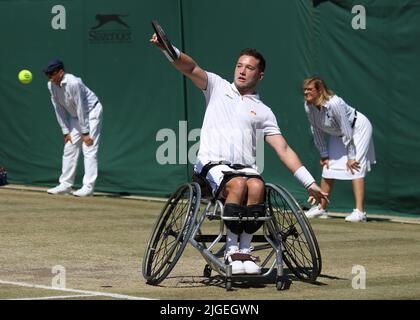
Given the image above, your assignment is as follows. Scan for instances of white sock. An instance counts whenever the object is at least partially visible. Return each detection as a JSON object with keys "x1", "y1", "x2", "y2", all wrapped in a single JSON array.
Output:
[
  {"x1": 226, "y1": 229, "x2": 239, "y2": 253},
  {"x1": 239, "y1": 232, "x2": 253, "y2": 251}
]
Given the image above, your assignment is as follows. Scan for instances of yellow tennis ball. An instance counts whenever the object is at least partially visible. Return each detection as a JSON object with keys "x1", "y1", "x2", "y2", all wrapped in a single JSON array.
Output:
[{"x1": 18, "y1": 69, "x2": 33, "y2": 84}]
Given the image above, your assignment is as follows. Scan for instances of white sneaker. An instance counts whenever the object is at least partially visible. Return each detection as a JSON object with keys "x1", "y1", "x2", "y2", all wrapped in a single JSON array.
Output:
[
  {"x1": 243, "y1": 261, "x2": 261, "y2": 274},
  {"x1": 230, "y1": 260, "x2": 245, "y2": 275},
  {"x1": 305, "y1": 206, "x2": 328, "y2": 219},
  {"x1": 225, "y1": 248, "x2": 245, "y2": 275},
  {"x1": 239, "y1": 249, "x2": 261, "y2": 275},
  {"x1": 72, "y1": 186, "x2": 93, "y2": 197},
  {"x1": 47, "y1": 184, "x2": 71, "y2": 195},
  {"x1": 345, "y1": 209, "x2": 367, "y2": 222}
]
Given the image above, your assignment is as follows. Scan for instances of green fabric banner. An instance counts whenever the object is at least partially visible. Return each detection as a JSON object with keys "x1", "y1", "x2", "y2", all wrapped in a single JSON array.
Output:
[{"x1": 1, "y1": 0, "x2": 419, "y2": 215}]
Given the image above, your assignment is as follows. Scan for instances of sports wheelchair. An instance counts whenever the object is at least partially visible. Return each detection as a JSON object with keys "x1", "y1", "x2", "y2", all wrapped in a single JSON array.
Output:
[{"x1": 142, "y1": 166, "x2": 322, "y2": 291}]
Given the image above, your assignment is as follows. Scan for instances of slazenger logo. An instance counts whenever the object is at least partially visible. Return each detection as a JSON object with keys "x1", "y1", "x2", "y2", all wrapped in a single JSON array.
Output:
[{"x1": 89, "y1": 14, "x2": 132, "y2": 44}]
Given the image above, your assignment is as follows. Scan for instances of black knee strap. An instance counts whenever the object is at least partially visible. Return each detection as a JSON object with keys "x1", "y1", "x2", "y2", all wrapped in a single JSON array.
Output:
[
  {"x1": 243, "y1": 203, "x2": 266, "y2": 234},
  {"x1": 223, "y1": 203, "x2": 246, "y2": 235}
]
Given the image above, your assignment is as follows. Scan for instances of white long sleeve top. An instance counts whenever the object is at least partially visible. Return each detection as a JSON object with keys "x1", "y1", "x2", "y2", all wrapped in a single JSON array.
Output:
[
  {"x1": 304, "y1": 95, "x2": 357, "y2": 160},
  {"x1": 48, "y1": 73, "x2": 99, "y2": 135}
]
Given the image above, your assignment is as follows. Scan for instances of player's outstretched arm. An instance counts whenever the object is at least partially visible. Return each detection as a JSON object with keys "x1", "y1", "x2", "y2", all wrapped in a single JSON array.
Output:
[
  {"x1": 265, "y1": 134, "x2": 329, "y2": 205},
  {"x1": 150, "y1": 33, "x2": 207, "y2": 90}
]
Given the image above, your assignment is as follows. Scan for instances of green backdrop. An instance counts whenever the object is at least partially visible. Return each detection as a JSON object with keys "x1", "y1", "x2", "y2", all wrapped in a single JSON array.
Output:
[{"x1": 1, "y1": 0, "x2": 419, "y2": 216}]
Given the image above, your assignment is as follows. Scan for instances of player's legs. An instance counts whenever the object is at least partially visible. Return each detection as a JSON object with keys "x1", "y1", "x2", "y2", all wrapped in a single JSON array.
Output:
[
  {"x1": 246, "y1": 178, "x2": 265, "y2": 205},
  {"x1": 223, "y1": 177, "x2": 248, "y2": 274},
  {"x1": 319, "y1": 178, "x2": 334, "y2": 209},
  {"x1": 239, "y1": 178, "x2": 265, "y2": 274},
  {"x1": 352, "y1": 178, "x2": 365, "y2": 212},
  {"x1": 79, "y1": 104, "x2": 103, "y2": 194},
  {"x1": 224, "y1": 177, "x2": 248, "y2": 204},
  {"x1": 58, "y1": 127, "x2": 82, "y2": 188},
  {"x1": 345, "y1": 177, "x2": 367, "y2": 222}
]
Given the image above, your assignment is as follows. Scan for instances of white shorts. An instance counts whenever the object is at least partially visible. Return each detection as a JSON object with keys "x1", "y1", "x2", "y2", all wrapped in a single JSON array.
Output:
[
  {"x1": 322, "y1": 112, "x2": 376, "y2": 180},
  {"x1": 194, "y1": 160, "x2": 260, "y2": 194}
]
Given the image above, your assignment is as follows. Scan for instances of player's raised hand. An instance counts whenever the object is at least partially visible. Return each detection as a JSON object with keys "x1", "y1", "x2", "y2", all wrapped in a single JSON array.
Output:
[{"x1": 150, "y1": 33, "x2": 164, "y2": 50}]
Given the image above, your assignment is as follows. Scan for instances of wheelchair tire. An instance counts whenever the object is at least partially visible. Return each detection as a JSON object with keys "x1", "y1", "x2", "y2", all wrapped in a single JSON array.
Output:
[
  {"x1": 142, "y1": 183, "x2": 201, "y2": 285},
  {"x1": 266, "y1": 183, "x2": 322, "y2": 283}
]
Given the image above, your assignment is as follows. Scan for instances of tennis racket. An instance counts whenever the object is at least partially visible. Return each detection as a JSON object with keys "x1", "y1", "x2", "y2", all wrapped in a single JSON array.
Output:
[{"x1": 151, "y1": 20, "x2": 178, "y2": 61}]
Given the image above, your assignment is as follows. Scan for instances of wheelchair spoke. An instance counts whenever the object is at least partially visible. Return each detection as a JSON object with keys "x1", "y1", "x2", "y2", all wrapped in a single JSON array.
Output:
[
  {"x1": 143, "y1": 183, "x2": 201, "y2": 285},
  {"x1": 266, "y1": 183, "x2": 321, "y2": 282}
]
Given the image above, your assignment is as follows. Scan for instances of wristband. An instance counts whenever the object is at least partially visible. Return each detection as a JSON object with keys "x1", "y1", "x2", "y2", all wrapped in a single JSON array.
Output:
[
  {"x1": 294, "y1": 166, "x2": 315, "y2": 189},
  {"x1": 161, "y1": 46, "x2": 181, "y2": 63}
]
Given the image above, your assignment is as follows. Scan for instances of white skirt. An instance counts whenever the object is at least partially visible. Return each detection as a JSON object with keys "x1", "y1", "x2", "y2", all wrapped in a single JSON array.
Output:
[{"x1": 322, "y1": 112, "x2": 376, "y2": 180}]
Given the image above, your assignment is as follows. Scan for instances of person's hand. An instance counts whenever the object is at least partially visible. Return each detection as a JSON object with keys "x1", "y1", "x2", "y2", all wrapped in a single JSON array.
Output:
[
  {"x1": 64, "y1": 134, "x2": 72, "y2": 144},
  {"x1": 150, "y1": 33, "x2": 164, "y2": 50},
  {"x1": 346, "y1": 159, "x2": 360, "y2": 174},
  {"x1": 306, "y1": 182, "x2": 329, "y2": 206},
  {"x1": 82, "y1": 134, "x2": 93, "y2": 146},
  {"x1": 320, "y1": 158, "x2": 329, "y2": 169}
]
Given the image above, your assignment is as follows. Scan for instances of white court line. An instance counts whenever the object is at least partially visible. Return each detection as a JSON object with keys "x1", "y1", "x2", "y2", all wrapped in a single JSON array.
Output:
[
  {"x1": 9, "y1": 294, "x2": 98, "y2": 300},
  {"x1": 0, "y1": 279, "x2": 154, "y2": 300}
]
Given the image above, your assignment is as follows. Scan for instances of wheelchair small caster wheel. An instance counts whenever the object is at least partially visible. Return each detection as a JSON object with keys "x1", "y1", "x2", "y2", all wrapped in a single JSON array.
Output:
[
  {"x1": 276, "y1": 277, "x2": 291, "y2": 291},
  {"x1": 225, "y1": 278, "x2": 233, "y2": 291},
  {"x1": 203, "y1": 264, "x2": 212, "y2": 278}
]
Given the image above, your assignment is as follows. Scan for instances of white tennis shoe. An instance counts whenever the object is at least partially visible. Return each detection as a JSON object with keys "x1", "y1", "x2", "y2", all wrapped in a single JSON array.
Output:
[
  {"x1": 47, "y1": 184, "x2": 71, "y2": 195},
  {"x1": 305, "y1": 206, "x2": 328, "y2": 219},
  {"x1": 345, "y1": 209, "x2": 367, "y2": 222},
  {"x1": 239, "y1": 249, "x2": 261, "y2": 275},
  {"x1": 230, "y1": 261, "x2": 245, "y2": 275},
  {"x1": 225, "y1": 247, "x2": 245, "y2": 275},
  {"x1": 72, "y1": 186, "x2": 94, "y2": 197}
]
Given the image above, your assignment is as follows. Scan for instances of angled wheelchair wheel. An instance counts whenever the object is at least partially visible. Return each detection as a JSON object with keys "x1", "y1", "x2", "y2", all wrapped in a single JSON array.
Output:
[
  {"x1": 142, "y1": 182, "x2": 201, "y2": 285},
  {"x1": 266, "y1": 183, "x2": 321, "y2": 283}
]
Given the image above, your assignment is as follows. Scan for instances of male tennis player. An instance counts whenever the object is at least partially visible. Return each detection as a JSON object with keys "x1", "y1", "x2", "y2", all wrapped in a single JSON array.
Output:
[{"x1": 150, "y1": 34, "x2": 328, "y2": 275}]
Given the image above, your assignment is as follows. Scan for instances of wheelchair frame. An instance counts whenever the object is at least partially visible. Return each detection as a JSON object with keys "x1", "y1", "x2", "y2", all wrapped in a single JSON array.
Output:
[{"x1": 142, "y1": 177, "x2": 321, "y2": 291}]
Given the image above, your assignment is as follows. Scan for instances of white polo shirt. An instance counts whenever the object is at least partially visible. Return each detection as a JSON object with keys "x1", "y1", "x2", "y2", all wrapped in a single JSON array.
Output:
[{"x1": 196, "y1": 72, "x2": 281, "y2": 168}]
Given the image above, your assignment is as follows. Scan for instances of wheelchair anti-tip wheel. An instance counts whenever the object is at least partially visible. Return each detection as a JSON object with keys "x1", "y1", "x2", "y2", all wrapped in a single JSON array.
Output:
[
  {"x1": 266, "y1": 183, "x2": 322, "y2": 283},
  {"x1": 142, "y1": 183, "x2": 200, "y2": 285}
]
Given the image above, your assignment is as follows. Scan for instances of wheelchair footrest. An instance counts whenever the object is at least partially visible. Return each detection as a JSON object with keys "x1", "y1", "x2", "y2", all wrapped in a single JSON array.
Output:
[
  {"x1": 195, "y1": 234, "x2": 269, "y2": 243},
  {"x1": 222, "y1": 216, "x2": 271, "y2": 221}
]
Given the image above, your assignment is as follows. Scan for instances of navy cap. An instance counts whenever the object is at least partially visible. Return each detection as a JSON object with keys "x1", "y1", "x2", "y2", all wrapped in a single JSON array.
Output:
[{"x1": 43, "y1": 59, "x2": 64, "y2": 74}]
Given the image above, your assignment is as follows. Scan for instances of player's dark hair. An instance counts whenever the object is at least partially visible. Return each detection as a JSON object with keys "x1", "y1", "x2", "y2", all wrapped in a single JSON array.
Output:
[{"x1": 238, "y1": 48, "x2": 266, "y2": 72}]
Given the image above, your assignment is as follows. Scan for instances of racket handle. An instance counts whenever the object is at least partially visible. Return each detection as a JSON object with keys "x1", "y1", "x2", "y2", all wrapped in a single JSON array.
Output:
[{"x1": 161, "y1": 46, "x2": 181, "y2": 63}]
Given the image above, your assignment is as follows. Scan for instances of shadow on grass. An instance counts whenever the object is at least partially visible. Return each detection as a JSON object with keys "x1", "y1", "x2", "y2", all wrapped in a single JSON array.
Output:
[
  {"x1": 163, "y1": 268, "x2": 335, "y2": 291},
  {"x1": 94, "y1": 192, "x2": 132, "y2": 198},
  {"x1": 311, "y1": 215, "x2": 393, "y2": 223}
]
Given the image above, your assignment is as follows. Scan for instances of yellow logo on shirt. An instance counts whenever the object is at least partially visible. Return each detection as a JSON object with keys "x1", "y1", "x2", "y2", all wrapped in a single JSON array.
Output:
[{"x1": 250, "y1": 110, "x2": 257, "y2": 116}]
